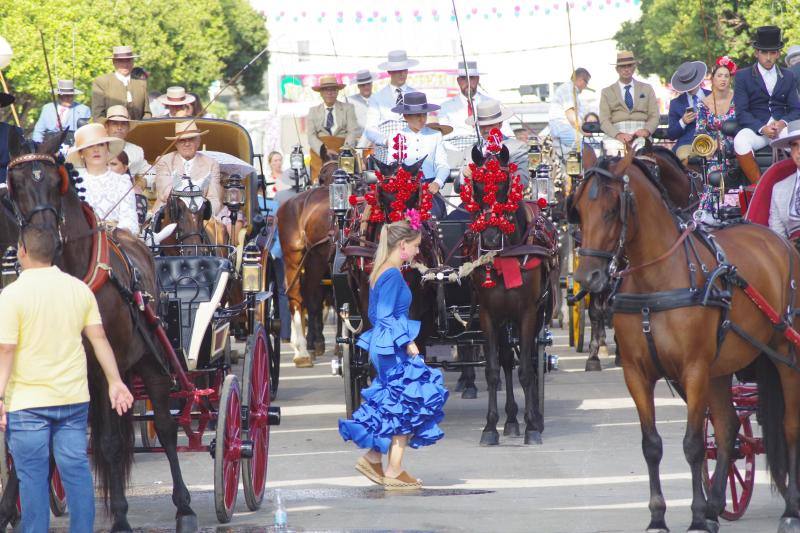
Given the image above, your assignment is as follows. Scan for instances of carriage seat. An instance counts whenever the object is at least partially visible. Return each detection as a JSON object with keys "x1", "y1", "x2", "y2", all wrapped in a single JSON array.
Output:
[{"x1": 155, "y1": 256, "x2": 232, "y2": 370}]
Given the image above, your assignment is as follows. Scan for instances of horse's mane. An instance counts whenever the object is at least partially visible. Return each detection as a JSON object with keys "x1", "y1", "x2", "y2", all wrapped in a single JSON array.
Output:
[
  {"x1": 594, "y1": 156, "x2": 676, "y2": 210},
  {"x1": 641, "y1": 145, "x2": 687, "y2": 174}
]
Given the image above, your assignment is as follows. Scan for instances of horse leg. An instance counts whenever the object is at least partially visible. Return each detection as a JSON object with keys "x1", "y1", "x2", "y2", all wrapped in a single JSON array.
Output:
[
  {"x1": 585, "y1": 295, "x2": 603, "y2": 372},
  {"x1": 138, "y1": 364, "x2": 197, "y2": 532},
  {"x1": 682, "y1": 366, "x2": 712, "y2": 532},
  {"x1": 518, "y1": 311, "x2": 542, "y2": 444},
  {"x1": 777, "y1": 364, "x2": 800, "y2": 532},
  {"x1": 622, "y1": 366, "x2": 668, "y2": 532},
  {"x1": 459, "y1": 346, "x2": 478, "y2": 399},
  {"x1": 501, "y1": 339, "x2": 519, "y2": 437},
  {"x1": 705, "y1": 375, "x2": 737, "y2": 530},
  {"x1": 283, "y1": 248, "x2": 312, "y2": 367},
  {"x1": 479, "y1": 314, "x2": 500, "y2": 446}
]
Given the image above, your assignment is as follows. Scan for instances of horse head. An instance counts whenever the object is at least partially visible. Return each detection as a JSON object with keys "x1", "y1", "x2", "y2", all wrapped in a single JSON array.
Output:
[
  {"x1": 156, "y1": 177, "x2": 211, "y2": 253},
  {"x1": 317, "y1": 144, "x2": 340, "y2": 186},
  {"x1": 374, "y1": 157, "x2": 426, "y2": 223},
  {"x1": 467, "y1": 144, "x2": 522, "y2": 250}
]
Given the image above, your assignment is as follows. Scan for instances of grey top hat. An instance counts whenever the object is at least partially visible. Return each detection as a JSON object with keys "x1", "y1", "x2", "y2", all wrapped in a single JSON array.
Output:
[
  {"x1": 457, "y1": 61, "x2": 482, "y2": 77},
  {"x1": 354, "y1": 70, "x2": 374, "y2": 85},
  {"x1": 378, "y1": 50, "x2": 419, "y2": 71},
  {"x1": 53, "y1": 79, "x2": 82, "y2": 95},
  {"x1": 786, "y1": 45, "x2": 800, "y2": 66},
  {"x1": 771, "y1": 119, "x2": 800, "y2": 149},
  {"x1": 391, "y1": 92, "x2": 440, "y2": 114},
  {"x1": 670, "y1": 61, "x2": 707, "y2": 93}
]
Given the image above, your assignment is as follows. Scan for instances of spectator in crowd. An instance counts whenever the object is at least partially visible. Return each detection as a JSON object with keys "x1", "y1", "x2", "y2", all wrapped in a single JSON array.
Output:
[
  {"x1": 364, "y1": 50, "x2": 418, "y2": 144},
  {"x1": 439, "y1": 61, "x2": 495, "y2": 137},
  {"x1": 32, "y1": 80, "x2": 91, "y2": 143},
  {"x1": 0, "y1": 92, "x2": 22, "y2": 184},
  {"x1": 158, "y1": 87, "x2": 196, "y2": 118},
  {"x1": 350, "y1": 70, "x2": 374, "y2": 132},
  {"x1": 599, "y1": 51, "x2": 659, "y2": 154},
  {"x1": 667, "y1": 61, "x2": 711, "y2": 162},
  {"x1": 101, "y1": 105, "x2": 150, "y2": 182},
  {"x1": 513, "y1": 127, "x2": 530, "y2": 143},
  {"x1": 91, "y1": 46, "x2": 151, "y2": 120},
  {"x1": 0, "y1": 223, "x2": 133, "y2": 533},
  {"x1": 187, "y1": 93, "x2": 204, "y2": 117},
  {"x1": 696, "y1": 57, "x2": 738, "y2": 176},
  {"x1": 548, "y1": 68, "x2": 591, "y2": 151}
]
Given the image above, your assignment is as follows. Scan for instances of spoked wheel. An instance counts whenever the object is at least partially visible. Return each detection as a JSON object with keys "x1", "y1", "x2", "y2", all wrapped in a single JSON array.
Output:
[
  {"x1": 575, "y1": 297, "x2": 586, "y2": 353},
  {"x1": 214, "y1": 374, "x2": 242, "y2": 523},
  {"x1": 703, "y1": 413, "x2": 756, "y2": 521},
  {"x1": 266, "y1": 262, "x2": 281, "y2": 401},
  {"x1": 242, "y1": 325, "x2": 271, "y2": 511},
  {"x1": 342, "y1": 327, "x2": 361, "y2": 420},
  {"x1": 135, "y1": 400, "x2": 159, "y2": 448},
  {"x1": 49, "y1": 459, "x2": 67, "y2": 516}
]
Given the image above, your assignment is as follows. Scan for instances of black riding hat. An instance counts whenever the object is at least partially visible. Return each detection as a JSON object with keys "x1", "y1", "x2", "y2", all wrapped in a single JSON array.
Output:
[{"x1": 753, "y1": 26, "x2": 784, "y2": 51}]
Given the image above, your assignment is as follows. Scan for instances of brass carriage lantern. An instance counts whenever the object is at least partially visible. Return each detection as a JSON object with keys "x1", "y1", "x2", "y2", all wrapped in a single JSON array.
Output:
[
  {"x1": 241, "y1": 242, "x2": 262, "y2": 293},
  {"x1": 329, "y1": 169, "x2": 351, "y2": 216},
  {"x1": 535, "y1": 164, "x2": 553, "y2": 207},
  {"x1": 565, "y1": 149, "x2": 582, "y2": 178},
  {"x1": 222, "y1": 173, "x2": 246, "y2": 223},
  {"x1": 338, "y1": 148, "x2": 356, "y2": 175},
  {"x1": 527, "y1": 137, "x2": 542, "y2": 171}
]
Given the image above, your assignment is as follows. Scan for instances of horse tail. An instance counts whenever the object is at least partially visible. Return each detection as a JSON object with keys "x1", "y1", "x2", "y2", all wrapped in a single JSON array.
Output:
[
  {"x1": 755, "y1": 354, "x2": 788, "y2": 494},
  {"x1": 88, "y1": 374, "x2": 135, "y2": 510}
]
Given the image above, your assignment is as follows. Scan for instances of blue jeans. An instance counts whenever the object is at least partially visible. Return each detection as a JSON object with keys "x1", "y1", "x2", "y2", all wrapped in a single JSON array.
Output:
[{"x1": 7, "y1": 402, "x2": 94, "y2": 533}]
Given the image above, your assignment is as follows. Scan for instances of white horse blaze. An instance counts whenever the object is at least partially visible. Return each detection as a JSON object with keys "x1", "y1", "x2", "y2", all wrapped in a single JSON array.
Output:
[{"x1": 291, "y1": 309, "x2": 309, "y2": 358}]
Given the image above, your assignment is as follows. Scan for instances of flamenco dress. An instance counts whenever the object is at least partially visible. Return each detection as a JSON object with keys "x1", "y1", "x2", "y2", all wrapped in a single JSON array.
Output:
[{"x1": 338, "y1": 267, "x2": 448, "y2": 453}]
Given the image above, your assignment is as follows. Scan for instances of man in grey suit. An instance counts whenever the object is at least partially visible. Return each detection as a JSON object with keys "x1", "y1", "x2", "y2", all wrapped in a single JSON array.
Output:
[
  {"x1": 768, "y1": 120, "x2": 800, "y2": 239},
  {"x1": 306, "y1": 75, "x2": 360, "y2": 157}
]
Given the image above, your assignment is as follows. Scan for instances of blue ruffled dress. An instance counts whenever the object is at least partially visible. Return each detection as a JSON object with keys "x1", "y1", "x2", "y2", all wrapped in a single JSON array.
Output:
[{"x1": 338, "y1": 268, "x2": 449, "y2": 453}]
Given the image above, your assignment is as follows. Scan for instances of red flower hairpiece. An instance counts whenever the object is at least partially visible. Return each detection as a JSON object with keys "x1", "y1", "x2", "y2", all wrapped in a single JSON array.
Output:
[{"x1": 716, "y1": 56, "x2": 737, "y2": 75}]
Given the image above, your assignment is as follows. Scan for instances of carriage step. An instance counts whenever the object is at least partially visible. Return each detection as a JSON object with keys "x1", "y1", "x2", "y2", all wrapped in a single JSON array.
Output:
[{"x1": 268, "y1": 406, "x2": 281, "y2": 426}]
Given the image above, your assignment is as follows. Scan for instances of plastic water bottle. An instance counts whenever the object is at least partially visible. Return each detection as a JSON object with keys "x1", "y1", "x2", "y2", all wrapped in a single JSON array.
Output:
[{"x1": 273, "y1": 489, "x2": 287, "y2": 529}]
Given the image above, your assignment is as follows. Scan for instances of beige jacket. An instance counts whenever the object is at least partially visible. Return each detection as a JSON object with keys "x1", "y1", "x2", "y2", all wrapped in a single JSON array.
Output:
[
  {"x1": 306, "y1": 100, "x2": 361, "y2": 154},
  {"x1": 91, "y1": 72, "x2": 152, "y2": 120},
  {"x1": 599, "y1": 80, "x2": 660, "y2": 138},
  {"x1": 153, "y1": 151, "x2": 223, "y2": 215}
]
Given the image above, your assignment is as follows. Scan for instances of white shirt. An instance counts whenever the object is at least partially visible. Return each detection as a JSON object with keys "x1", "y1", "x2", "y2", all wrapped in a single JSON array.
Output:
[
  {"x1": 79, "y1": 169, "x2": 139, "y2": 234},
  {"x1": 758, "y1": 63, "x2": 778, "y2": 95},
  {"x1": 349, "y1": 93, "x2": 372, "y2": 129},
  {"x1": 548, "y1": 81, "x2": 584, "y2": 127},
  {"x1": 373, "y1": 126, "x2": 450, "y2": 187},
  {"x1": 114, "y1": 73, "x2": 133, "y2": 103},
  {"x1": 179, "y1": 155, "x2": 194, "y2": 176},
  {"x1": 123, "y1": 141, "x2": 149, "y2": 178},
  {"x1": 365, "y1": 83, "x2": 416, "y2": 144}
]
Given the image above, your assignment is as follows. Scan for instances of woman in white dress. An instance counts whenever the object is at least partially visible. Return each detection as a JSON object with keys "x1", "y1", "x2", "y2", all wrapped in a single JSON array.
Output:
[{"x1": 67, "y1": 123, "x2": 139, "y2": 235}]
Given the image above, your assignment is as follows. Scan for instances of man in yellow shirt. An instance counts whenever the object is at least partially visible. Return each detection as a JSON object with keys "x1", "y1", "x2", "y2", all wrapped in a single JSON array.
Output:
[{"x1": 0, "y1": 224, "x2": 133, "y2": 532}]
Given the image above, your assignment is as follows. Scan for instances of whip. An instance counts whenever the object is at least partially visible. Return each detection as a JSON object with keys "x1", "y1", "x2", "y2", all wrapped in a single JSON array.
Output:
[{"x1": 450, "y1": 0, "x2": 482, "y2": 150}]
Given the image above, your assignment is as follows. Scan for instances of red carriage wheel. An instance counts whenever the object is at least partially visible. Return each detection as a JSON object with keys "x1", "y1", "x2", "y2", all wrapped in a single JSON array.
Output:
[
  {"x1": 242, "y1": 325, "x2": 271, "y2": 511},
  {"x1": 703, "y1": 413, "x2": 756, "y2": 521},
  {"x1": 49, "y1": 460, "x2": 67, "y2": 516},
  {"x1": 214, "y1": 374, "x2": 242, "y2": 523}
]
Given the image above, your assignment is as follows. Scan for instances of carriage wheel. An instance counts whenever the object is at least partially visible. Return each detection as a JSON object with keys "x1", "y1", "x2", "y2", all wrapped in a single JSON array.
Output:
[
  {"x1": 48, "y1": 459, "x2": 67, "y2": 516},
  {"x1": 266, "y1": 261, "x2": 281, "y2": 401},
  {"x1": 567, "y1": 287, "x2": 576, "y2": 347},
  {"x1": 214, "y1": 374, "x2": 242, "y2": 523},
  {"x1": 574, "y1": 298, "x2": 586, "y2": 353},
  {"x1": 703, "y1": 413, "x2": 756, "y2": 521},
  {"x1": 342, "y1": 328, "x2": 361, "y2": 420},
  {"x1": 0, "y1": 435, "x2": 21, "y2": 525},
  {"x1": 242, "y1": 325, "x2": 271, "y2": 511},
  {"x1": 135, "y1": 400, "x2": 159, "y2": 448}
]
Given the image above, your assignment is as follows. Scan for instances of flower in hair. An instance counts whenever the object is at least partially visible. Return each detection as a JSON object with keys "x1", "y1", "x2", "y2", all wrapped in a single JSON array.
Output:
[{"x1": 716, "y1": 56, "x2": 737, "y2": 75}]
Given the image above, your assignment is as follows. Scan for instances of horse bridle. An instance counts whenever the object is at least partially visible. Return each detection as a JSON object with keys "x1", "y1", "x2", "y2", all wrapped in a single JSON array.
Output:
[
  {"x1": 6, "y1": 153, "x2": 66, "y2": 228},
  {"x1": 168, "y1": 186, "x2": 210, "y2": 246}
]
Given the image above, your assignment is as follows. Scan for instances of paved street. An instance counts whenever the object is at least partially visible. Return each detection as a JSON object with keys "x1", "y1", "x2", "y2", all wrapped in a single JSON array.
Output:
[{"x1": 50, "y1": 324, "x2": 782, "y2": 532}]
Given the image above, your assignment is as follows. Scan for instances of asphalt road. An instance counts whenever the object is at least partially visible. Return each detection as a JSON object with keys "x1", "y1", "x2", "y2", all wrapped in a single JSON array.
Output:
[{"x1": 47, "y1": 324, "x2": 784, "y2": 533}]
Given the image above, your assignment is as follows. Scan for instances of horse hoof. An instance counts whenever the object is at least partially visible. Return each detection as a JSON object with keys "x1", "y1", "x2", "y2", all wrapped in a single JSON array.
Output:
[
  {"x1": 314, "y1": 342, "x2": 325, "y2": 358},
  {"x1": 461, "y1": 385, "x2": 478, "y2": 399},
  {"x1": 111, "y1": 523, "x2": 134, "y2": 533},
  {"x1": 479, "y1": 430, "x2": 500, "y2": 446},
  {"x1": 524, "y1": 430, "x2": 543, "y2": 445},
  {"x1": 503, "y1": 421, "x2": 520, "y2": 437},
  {"x1": 176, "y1": 513, "x2": 199, "y2": 533},
  {"x1": 585, "y1": 358, "x2": 602, "y2": 372},
  {"x1": 293, "y1": 355, "x2": 314, "y2": 368},
  {"x1": 778, "y1": 517, "x2": 800, "y2": 533},
  {"x1": 704, "y1": 519, "x2": 720, "y2": 533}
]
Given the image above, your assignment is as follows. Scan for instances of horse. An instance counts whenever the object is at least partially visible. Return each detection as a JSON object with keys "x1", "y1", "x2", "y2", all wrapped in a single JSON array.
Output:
[
  {"x1": 569, "y1": 150, "x2": 800, "y2": 533},
  {"x1": 153, "y1": 181, "x2": 213, "y2": 255},
  {"x1": 1, "y1": 133, "x2": 199, "y2": 532},
  {"x1": 464, "y1": 142, "x2": 559, "y2": 445}
]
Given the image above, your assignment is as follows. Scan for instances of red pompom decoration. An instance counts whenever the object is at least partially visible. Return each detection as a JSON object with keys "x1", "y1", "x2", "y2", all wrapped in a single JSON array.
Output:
[
  {"x1": 348, "y1": 195, "x2": 359, "y2": 206},
  {"x1": 482, "y1": 265, "x2": 496, "y2": 288}
]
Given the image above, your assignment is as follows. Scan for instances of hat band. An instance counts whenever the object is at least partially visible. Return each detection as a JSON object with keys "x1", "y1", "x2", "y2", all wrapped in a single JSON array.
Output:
[
  {"x1": 107, "y1": 115, "x2": 129, "y2": 121},
  {"x1": 167, "y1": 96, "x2": 186, "y2": 103},
  {"x1": 477, "y1": 110, "x2": 504, "y2": 122}
]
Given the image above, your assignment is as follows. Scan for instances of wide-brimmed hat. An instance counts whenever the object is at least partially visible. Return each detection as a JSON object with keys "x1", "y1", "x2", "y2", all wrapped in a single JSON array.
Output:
[
  {"x1": 753, "y1": 26, "x2": 784, "y2": 51},
  {"x1": 100, "y1": 105, "x2": 137, "y2": 126},
  {"x1": 312, "y1": 75, "x2": 345, "y2": 92},
  {"x1": 53, "y1": 79, "x2": 82, "y2": 95},
  {"x1": 353, "y1": 70, "x2": 374, "y2": 85},
  {"x1": 378, "y1": 50, "x2": 419, "y2": 71},
  {"x1": 107, "y1": 45, "x2": 139, "y2": 60},
  {"x1": 786, "y1": 45, "x2": 800, "y2": 66},
  {"x1": 670, "y1": 61, "x2": 708, "y2": 93},
  {"x1": 165, "y1": 120, "x2": 209, "y2": 141},
  {"x1": 66, "y1": 123, "x2": 125, "y2": 167},
  {"x1": 0, "y1": 92, "x2": 12, "y2": 108},
  {"x1": 770, "y1": 120, "x2": 800, "y2": 149},
  {"x1": 466, "y1": 99, "x2": 513, "y2": 126},
  {"x1": 158, "y1": 86, "x2": 196, "y2": 107},
  {"x1": 612, "y1": 50, "x2": 639, "y2": 67},
  {"x1": 391, "y1": 91, "x2": 440, "y2": 114},
  {"x1": 457, "y1": 60, "x2": 482, "y2": 78},
  {"x1": 426, "y1": 115, "x2": 453, "y2": 135}
]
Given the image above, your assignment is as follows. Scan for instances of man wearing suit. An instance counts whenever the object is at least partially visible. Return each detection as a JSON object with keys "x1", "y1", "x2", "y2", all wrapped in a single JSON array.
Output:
[
  {"x1": 767, "y1": 120, "x2": 800, "y2": 239},
  {"x1": 667, "y1": 61, "x2": 711, "y2": 161},
  {"x1": 153, "y1": 121, "x2": 223, "y2": 216},
  {"x1": 0, "y1": 92, "x2": 23, "y2": 184},
  {"x1": 91, "y1": 46, "x2": 152, "y2": 120},
  {"x1": 364, "y1": 50, "x2": 418, "y2": 147},
  {"x1": 733, "y1": 26, "x2": 800, "y2": 183},
  {"x1": 32, "y1": 80, "x2": 91, "y2": 143},
  {"x1": 306, "y1": 75, "x2": 360, "y2": 157},
  {"x1": 599, "y1": 51, "x2": 660, "y2": 154}
]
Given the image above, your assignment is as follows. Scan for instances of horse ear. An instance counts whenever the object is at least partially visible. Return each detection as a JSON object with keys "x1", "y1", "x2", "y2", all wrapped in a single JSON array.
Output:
[
  {"x1": 403, "y1": 155, "x2": 427, "y2": 177},
  {"x1": 582, "y1": 144, "x2": 597, "y2": 171},
  {"x1": 38, "y1": 130, "x2": 68, "y2": 156},
  {"x1": 319, "y1": 144, "x2": 328, "y2": 162},
  {"x1": 497, "y1": 144, "x2": 510, "y2": 167},
  {"x1": 372, "y1": 157, "x2": 397, "y2": 177},
  {"x1": 471, "y1": 145, "x2": 485, "y2": 167}
]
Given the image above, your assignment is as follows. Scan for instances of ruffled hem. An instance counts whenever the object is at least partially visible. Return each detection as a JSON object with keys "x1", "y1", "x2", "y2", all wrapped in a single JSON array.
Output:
[
  {"x1": 355, "y1": 316, "x2": 421, "y2": 356},
  {"x1": 339, "y1": 356, "x2": 448, "y2": 453}
]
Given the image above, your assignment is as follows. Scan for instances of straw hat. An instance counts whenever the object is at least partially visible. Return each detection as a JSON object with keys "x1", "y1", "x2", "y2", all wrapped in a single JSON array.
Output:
[
  {"x1": 165, "y1": 120, "x2": 209, "y2": 141},
  {"x1": 785, "y1": 45, "x2": 800, "y2": 66},
  {"x1": 158, "y1": 86, "x2": 196, "y2": 107},
  {"x1": 67, "y1": 123, "x2": 125, "y2": 167},
  {"x1": 612, "y1": 51, "x2": 639, "y2": 67},
  {"x1": 312, "y1": 75, "x2": 345, "y2": 91},
  {"x1": 53, "y1": 80, "x2": 82, "y2": 95},
  {"x1": 771, "y1": 120, "x2": 800, "y2": 150},
  {"x1": 466, "y1": 99, "x2": 513, "y2": 127},
  {"x1": 378, "y1": 50, "x2": 419, "y2": 71},
  {"x1": 100, "y1": 105, "x2": 138, "y2": 130},
  {"x1": 426, "y1": 116, "x2": 453, "y2": 135},
  {"x1": 108, "y1": 45, "x2": 139, "y2": 60}
]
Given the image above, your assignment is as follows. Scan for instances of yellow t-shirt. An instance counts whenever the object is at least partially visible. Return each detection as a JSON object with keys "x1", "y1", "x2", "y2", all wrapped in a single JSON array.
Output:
[{"x1": 0, "y1": 266, "x2": 102, "y2": 412}]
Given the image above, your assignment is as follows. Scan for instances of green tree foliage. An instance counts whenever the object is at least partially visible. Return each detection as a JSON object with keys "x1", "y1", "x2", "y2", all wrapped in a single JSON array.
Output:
[
  {"x1": 0, "y1": 0, "x2": 269, "y2": 127},
  {"x1": 615, "y1": 0, "x2": 800, "y2": 82}
]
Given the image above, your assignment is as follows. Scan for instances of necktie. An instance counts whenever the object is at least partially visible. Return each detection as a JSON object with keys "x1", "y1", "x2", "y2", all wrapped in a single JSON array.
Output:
[
  {"x1": 692, "y1": 94, "x2": 699, "y2": 112},
  {"x1": 325, "y1": 107, "x2": 334, "y2": 133},
  {"x1": 624, "y1": 85, "x2": 633, "y2": 111},
  {"x1": 395, "y1": 87, "x2": 403, "y2": 105}
]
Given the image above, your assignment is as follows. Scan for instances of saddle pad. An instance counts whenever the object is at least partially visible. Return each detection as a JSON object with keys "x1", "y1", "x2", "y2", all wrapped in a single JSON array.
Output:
[{"x1": 494, "y1": 256, "x2": 541, "y2": 290}]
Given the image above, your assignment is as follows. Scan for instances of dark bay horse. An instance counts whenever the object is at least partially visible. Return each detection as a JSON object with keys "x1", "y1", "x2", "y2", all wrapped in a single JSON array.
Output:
[
  {"x1": 571, "y1": 152, "x2": 800, "y2": 532},
  {"x1": 2, "y1": 134, "x2": 198, "y2": 532},
  {"x1": 153, "y1": 183, "x2": 213, "y2": 255}
]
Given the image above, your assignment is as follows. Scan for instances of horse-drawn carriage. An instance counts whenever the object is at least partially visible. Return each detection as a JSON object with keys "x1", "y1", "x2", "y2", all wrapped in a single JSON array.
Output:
[{"x1": 0, "y1": 117, "x2": 283, "y2": 527}]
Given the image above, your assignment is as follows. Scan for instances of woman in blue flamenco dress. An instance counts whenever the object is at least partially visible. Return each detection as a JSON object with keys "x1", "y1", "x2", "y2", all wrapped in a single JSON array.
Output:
[{"x1": 339, "y1": 219, "x2": 448, "y2": 491}]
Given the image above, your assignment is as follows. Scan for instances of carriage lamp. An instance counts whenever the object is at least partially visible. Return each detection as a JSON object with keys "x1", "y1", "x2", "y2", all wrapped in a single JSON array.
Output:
[
  {"x1": 290, "y1": 145, "x2": 305, "y2": 171},
  {"x1": 338, "y1": 148, "x2": 356, "y2": 175},
  {"x1": 329, "y1": 169, "x2": 352, "y2": 215},
  {"x1": 1, "y1": 247, "x2": 18, "y2": 288},
  {"x1": 241, "y1": 242, "x2": 262, "y2": 293},
  {"x1": 223, "y1": 173, "x2": 245, "y2": 210},
  {"x1": 535, "y1": 164, "x2": 553, "y2": 207},
  {"x1": 565, "y1": 149, "x2": 582, "y2": 178},
  {"x1": 527, "y1": 138, "x2": 542, "y2": 171}
]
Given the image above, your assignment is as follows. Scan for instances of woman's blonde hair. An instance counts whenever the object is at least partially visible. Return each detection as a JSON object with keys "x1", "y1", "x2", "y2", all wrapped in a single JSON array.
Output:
[{"x1": 369, "y1": 220, "x2": 421, "y2": 285}]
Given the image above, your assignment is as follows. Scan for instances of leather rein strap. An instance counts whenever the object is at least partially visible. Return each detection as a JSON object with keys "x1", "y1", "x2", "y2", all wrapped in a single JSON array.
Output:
[
  {"x1": 79, "y1": 203, "x2": 113, "y2": 293},
  {"x1": 613, "y1": 224, "x2": 695, "y2": 279}
]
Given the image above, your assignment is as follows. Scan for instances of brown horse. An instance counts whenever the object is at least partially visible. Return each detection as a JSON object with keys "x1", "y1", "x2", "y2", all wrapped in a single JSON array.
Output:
[
  {"x1": 570, "y1": 152, "x2": 800, "y2": 532},
  {"x1": 466, "y1": 145, "x2": 559, "y2": 445},
  {"x1": 1, "y1": 134, "x2": 198, "y2": 532},
  {"x1": 153, "y1": 184, "x2": 213, "y2": 255}
]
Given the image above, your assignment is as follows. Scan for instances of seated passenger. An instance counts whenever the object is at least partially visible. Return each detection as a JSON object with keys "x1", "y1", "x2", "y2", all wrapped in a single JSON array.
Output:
[
  {"x1": 667, "y1": 61, "x2": 710, "y2": 162},
  {"x1": 695, "y1": 57, "x2": 737, "y2": 177},
  {"x1": 766, "y1": 121, "x2": 800, "y2": 239}
]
